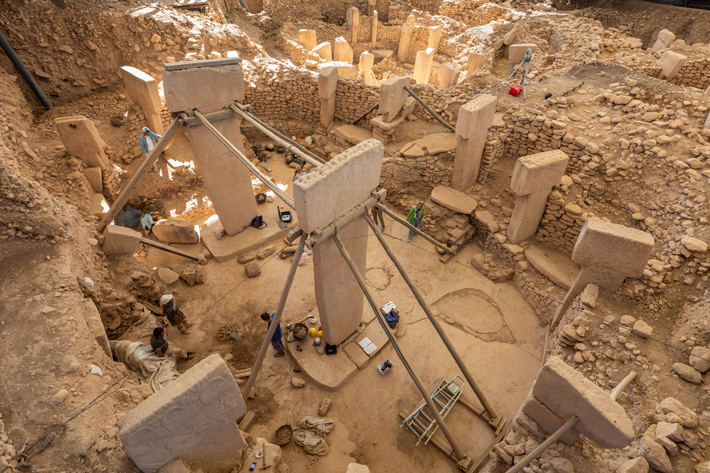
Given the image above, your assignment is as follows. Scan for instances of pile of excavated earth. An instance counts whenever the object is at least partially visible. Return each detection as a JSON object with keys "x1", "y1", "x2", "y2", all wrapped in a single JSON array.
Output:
[{"x1": 6, "y1": 0, "x2": 710, "y2": 472}]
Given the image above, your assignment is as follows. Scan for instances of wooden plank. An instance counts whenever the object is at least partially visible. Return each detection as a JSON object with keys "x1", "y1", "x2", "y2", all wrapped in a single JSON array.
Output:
[
  {"x1": 140, "y1": 238, "x2": 200, "y2": 261},
  {"x1": 98, "y1": 119, "x2": 182, "y2": 232}
]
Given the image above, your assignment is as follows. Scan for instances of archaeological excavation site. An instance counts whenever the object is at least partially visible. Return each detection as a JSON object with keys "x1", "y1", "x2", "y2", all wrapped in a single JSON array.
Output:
[{"x1": 10, "y1": 0, "x2": 710, "y2": 472}]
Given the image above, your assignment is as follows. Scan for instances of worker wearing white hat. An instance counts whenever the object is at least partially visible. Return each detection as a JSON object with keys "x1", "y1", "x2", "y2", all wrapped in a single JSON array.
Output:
[{"x1": 160, "y1": 295, "x2": 192, "y2": 334}]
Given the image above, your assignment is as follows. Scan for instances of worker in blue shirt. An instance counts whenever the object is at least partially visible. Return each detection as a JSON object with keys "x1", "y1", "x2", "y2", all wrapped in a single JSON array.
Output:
[
  {"x1": 139, "y1": 127, "x2": 162, "y2": 171},
  {"x1": 261, "y1": 312, "x2": 285, "y2": 357}
]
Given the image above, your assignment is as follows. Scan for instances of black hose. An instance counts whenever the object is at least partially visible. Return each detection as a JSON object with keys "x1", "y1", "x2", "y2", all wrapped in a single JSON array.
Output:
[{"x1": 0, "y1": 29, "x2": 52, "y2": 110}]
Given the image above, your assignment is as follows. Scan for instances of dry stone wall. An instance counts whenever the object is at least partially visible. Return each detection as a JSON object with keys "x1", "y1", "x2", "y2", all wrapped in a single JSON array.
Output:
[
  {"x1": 244, "y1": 73, "x2": 319, "y2": 123},
  {"x1": 334, "y1": 79, "x2": 380, "y2": 124},
  {"x1": 670, "y1": 58, "x2": 710, "y2": 91}
]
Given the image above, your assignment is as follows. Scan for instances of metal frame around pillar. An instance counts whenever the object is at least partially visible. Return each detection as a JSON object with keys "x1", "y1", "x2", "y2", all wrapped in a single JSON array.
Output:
[
  {"x1": 364, "y1": 213, "x2": 500, "y2": 427},
  {"x1": 193, "y1": 110, "x2": 296, "y2": 209},
  {"x1": 331, "y1": 231, "x2": 468, "y2": 464},
  {"x1": 243, "y1": 232, "x2": 307, "y2": 397}
]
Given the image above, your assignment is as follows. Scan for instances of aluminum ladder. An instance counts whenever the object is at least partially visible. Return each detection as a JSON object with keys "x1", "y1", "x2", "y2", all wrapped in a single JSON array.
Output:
[{"x1": 399, "y1": 376, "x2": 465, "y2": 446}]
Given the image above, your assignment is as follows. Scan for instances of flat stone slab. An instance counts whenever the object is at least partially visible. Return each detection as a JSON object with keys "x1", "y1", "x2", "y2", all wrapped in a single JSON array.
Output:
[
  {"x1": 333, "y1": 125, "x2": 374, "y2": 145},
  {"x1": 372, "y1": 50, "x2": 394, "y2": 58},
  {"x1": 201, "y1": 198, "x2": 294, "y2": 262},
  {"x1": 524, "y1": 242, "x2": 581, "y2": 289},
  {"x1": 413, "y1": 132, "x2": 457, "y2": 155},
  {"x1": 153, "y1": 219, "x2": 200, "y2": 244},
  {"x1": 430, "y1": 186, "x2": 478, "y2": 214},
  {"x1": 533, "y1": 356, "x2": 635, "y2": 449}
]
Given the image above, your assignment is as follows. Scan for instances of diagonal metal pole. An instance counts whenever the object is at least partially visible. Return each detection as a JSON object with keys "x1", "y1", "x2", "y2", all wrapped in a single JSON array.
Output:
[
  {"x1": 364, "y1": 213, "x2": 499, "y2": 424},
  {"x1": 403, "y1": 86, "x2": 455, "y2": 133},
  {"x1": 497, "y1": 57, "x2": 526, "y2": 92},
  {"x1": 193, "y1": 110, "x2": 295, "y2": 209},
  {"x1": 243, "y1": 233, "x2": 307, "y2": 397},
  {"x1": 332, "y1": 232, "x2": 467, "y2": 462}
]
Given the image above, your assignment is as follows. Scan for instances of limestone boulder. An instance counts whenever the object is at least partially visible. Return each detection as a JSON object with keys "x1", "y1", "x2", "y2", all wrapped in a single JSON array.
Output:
[
  {"x1": 102, "y1": 225, "x2": 141, "y2": 255},
  {"x1": 656, "y1": 421, "x2": 684, "y2": 442},
  {"x1": 157, "y1": 268, "x2": 180, "y2": 285},
  {"x1": 152, "y1": 219, "x2": 200, "y2": 244},
  {"x1": 257, "y1": 245, "x2": 275, "y2": 260},
  {"x1": 617, "y1": 457, "x2": 649, "y2": 473},
  {"x1": 632, "y1": 320, "x2": 653, "y2": 338},
  {"x1": 238, "y1": 253, "x2": 256, "y2": 264},
  {"x1": 697, "y1": 462, "x2": 710, "y2": 473},
  {"x1": 430, "y1": 186, "x2": 477, "y2": 214},
  {"x1": 346, "y1": 465, "x2": 370, "y2": 473},
  {"x1": 549, "y1": 458, "x2": 574, "y2": 473},
  {"x1": 681, "y1": 236, "x2": 708, "y2": 253},
  {"x1": 689, "y1": 346, "x2": 710, "y2": 372},
  {"x1": 291, "y1": 377, "x2": 306, "y2": 388},
  {"x1": 637, "y1": 436, "x2": 673, "y2": 473},
  {"x1": 672, "y1": 363, "x2": 702, "y2": 384},
  {"x1": 659, "y1": 397, "x2": 698, "y2": 428},
  {"x1": 49, "y1": 389, "x2": 69, "y2": 406},
  {"x1": 245, "y1": 262, "x2": 261, "y2": 278}
]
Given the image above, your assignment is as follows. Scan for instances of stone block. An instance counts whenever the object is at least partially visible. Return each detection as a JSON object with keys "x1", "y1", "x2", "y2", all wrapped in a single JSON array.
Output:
[
  {"x1": 347, "y1": 7, "x2": 359, "y2": 41},
  {"x1": 118, "y1": 354, "x2": 246, "y2": 473},
  {"x1": 508, "y1": 189, "x2": 550, "y2": 244},
  {"x1": 659, "y1": 397, "x2": 697, "y2": 428},
  {"x1": 466, "y1": 53, "x2": 486, "y2": 77},
  {"x1": 413, "y1": 48, "x2": 435, "y2": 85},
  {"x1": 455, "y1": 94, "x2": 497, "y2": 141},
  {"x1": 657, "y1": 51, "x2": 687, "y2": 80},
  {"x1": 333, "y1": 36, "x2": 354, "y2": 64},
  {"x1": 152, "y1": 219, "x2": 200, "y2": 244},
  {"x1": 533, "y1": 356, "x2": 635, "y2": 449},
  {"x1": 616, "y1": 457, "x2": 649, "y2": 473},
  {"x1": 91, "y1": 194, "x2": 109, "y2": 218},
  {"x1": 84, "y1": 167, "x2": 103, "y2": 193},
  {"x1": 438, "y1": 63, "x2": 460, "y2": 88},
  {"x1": 163, "y1": 60, "x2": 244, "y2": 114},
  {"x1": 319, "y1": 66, "x2": 338, "y2": 127},
  {"x1": 83, "y1": 299, "x2": 111, "y2": 358},
  {"x1": 427, "y1": 26, "x2": 442, "y2": 52},
  {"x1": 510, "y1": 150, "x2": 570, "y2": 195},
  {"x1": 652, "y1": 29, "x2": 675, "y2": 52},
  {"x1": 55, "y1": 116, "x2": 109, "y2": 170},
  {"x1": 297, "y1": 30, "x2": 317, "y2": 51},
  {"x1": 452, "y1": 94, "x2": 496, "y2": 190},
  {"x1": 185, "y1": 118, "x2": 257, "y2": 236},
  {"x1": 102, "y1": 225, "x2": 141, "y2": 255},
  {"x1": 656, "y1": 421, "x2": 684, "y2": 442},
  {"x1": 638, "y1": 436, "x2": 673, "y2": 473},
  {"x1": 313, "y1": 42, "x2": 332, "y2": 60},
  {"x1": 294, "y1": 139, "x2": 384, "y2": 233},
  {"x1": 508, "y1": 43, "x2": 537, "y2": 63},
  {"x1": 520, "y1": 391, "x2": 580, "y2": 445},
  {"x1": 379, "y1": 76, "x2": 410, "y2": 123},
  {"x1": 430, "y1": 186, "x2": 477, "y2": 214},
  {"x1": 572, "y1": 218, "x2": 654, "y2": 279},
  {"x1": 120, "y1": 66, "x2": 164, "y2": 134},
  {"x1": 503, "y1": 23, "x2": 527, "y2": 45},
  {"x1": 632, "y1": 319, "x2": 653, "y2": 338},
  {"x1": 524, "y1": 242, "x2": 580, "y2": 289},
  {"x1": 689, "y1": 346, "x2": 710, "y2": 373}
]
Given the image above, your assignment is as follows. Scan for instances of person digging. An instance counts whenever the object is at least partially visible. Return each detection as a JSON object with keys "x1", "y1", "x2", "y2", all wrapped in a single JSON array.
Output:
[
  {"x1": 151, "y1": 327, "x2": 195, "y2": 360},
  {"x1": 261, "y1": 312, "x2": 285, "y2": 357},
  {"x1": 160, "y1": 295, "x2": 193, "y2": 334}
]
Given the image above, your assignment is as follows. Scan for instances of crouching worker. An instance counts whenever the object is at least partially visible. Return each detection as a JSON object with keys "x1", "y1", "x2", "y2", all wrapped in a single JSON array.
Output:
[
  {"x1": 151, "y1": 327, "x2": 195, "y2": 360},
  {"x1": 160, "y1": 294, "x2": 193, "y2": 334}
]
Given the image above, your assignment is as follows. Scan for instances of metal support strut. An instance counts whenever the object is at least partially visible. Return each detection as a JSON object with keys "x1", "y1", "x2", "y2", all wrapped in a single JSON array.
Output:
[
  {"x1": 403, "y1": 86, "x2": 455, "y2": 133},
  {"x1": 332, "y1": 232, "x2": 467, "y2": 463},
  {"x1": 505, "y1": 416, "x2": 578, "y2": 473}
]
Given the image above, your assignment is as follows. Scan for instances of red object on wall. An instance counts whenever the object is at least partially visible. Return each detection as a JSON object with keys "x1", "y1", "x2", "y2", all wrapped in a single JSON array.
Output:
[{"x1": 509, "y1": 84, "x2": 523, "y2": 96}]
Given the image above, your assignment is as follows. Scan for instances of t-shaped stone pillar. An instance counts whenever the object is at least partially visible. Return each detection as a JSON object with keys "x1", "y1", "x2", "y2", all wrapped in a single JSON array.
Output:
[
  {"x1": 396, "y1": 15, "x2": 416, "y2": 63},
  {"x1": 294, "y1": 139, "x2": 384, "y2": 345},
  {"x1": 55, "y1": 116, "x2": 110, "y2": 170},
  {"x1": 466, "y1": 52, "x2": 486, "y2": 77},
  {"x1": 162, "y1": 58, "x2": 257, "y2": 236},
  {"x1": 451, "y1": 94, "x2": 496, "y2": 191},
  {"x1": 347, "y1": 7, "x2": 360, "y2": 44},
  {"x1": 297, "y1": 30, "x2": 317, "y2": 51},
  {"x1": 552, "y1": 218, "x2": 654, "y2": 327},
  {"x1": 507, "y1": 150, "x2": 569, "y2": 244},
  {"x1": 118, "y1": 354, "x2": 246, "y2": 472},
  {"x1": 371, "y1": 11, "x2": 378, "y2": 45},
  {"x1": 427, "y1": 26, "x2": 442, "y2": 53},
  {"x1": 378, "y1": 76, "x2": 409, "y2": 123},
  {"x1": 359, "y1": 51, "x2": 375, "y2": 86},
  {"x1": 438, "y1": 63, "x2": 460, "y2": 88},
  {"x1": 652, "y1": 29, "x2": 675, "y2": 52},
  {"x1": 334, "y1": 36, "x2": 354, "y2": 63},
  {"x1": 413, "y1": 48, "x2": 435, "y2": 85},
  {"x1": 119, "y1": 66, "x2": 164, "y2": 135},
  {"x1": 319, "y1": 65, "x2": 338, "y2": 127}
]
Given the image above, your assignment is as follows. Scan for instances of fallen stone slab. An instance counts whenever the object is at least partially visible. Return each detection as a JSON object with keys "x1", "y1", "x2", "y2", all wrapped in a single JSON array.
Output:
[
  {"x1": 333, "y1": 124, "x2": 374, "y2": 145},
  {"x1": 430, "y1": 186, "x2": 477, "y2": 214},
  {"x1": 157, "y1": 268, "x2": 180, "y2": 285},
  {"x1": 413, "y1": 132, "x2": 457, "y2": 155},
  {"x1": 672, "y1": 362, "x2": 702, "y2": 384},
  {"x1": 152, "y1": 220, "x2": 200, "y2": 244},
  {"x1": 102, "y1": 225, "x2": 141, "y2": 255},
  {"x1": 533, "y1": 356, "x2": 635, "y2": 448},
  {"x1": 524, "y1": 242, "x2": 581, "y2": 289},
  {"x1": 372, "y1": 50, "x2": 393, "y2": 58}
]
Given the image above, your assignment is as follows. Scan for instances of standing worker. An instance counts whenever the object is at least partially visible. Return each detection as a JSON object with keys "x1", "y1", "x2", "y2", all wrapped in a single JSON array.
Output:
[
  {"x1": 139, "y1": 126, "x2": 162, "y2": 171},
  {"x1": 160, "y1": 295, "x2": 192, "y2": 334},
  {"x1": 407, "y1": 202, "x2": 426, "y2": 242},
  {"x1": 151, "y1": 327, "x2": 195, "y2": 360},
  {"x1": 261, "y1": 312, "x2": 285, "y2": 357},
  {"x1": 371, "y1": 185, "x2": 386, "y2": 233}
]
